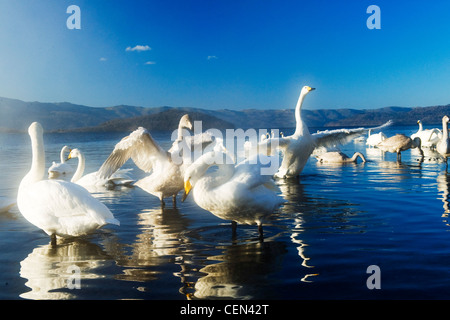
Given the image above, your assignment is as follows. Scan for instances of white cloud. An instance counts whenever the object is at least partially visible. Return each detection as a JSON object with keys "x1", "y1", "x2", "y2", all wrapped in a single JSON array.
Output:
[
  {"x1": 207, "y1": 55, "x2": 218, "y2": 60},
  {"x1": 99, "y1": 57, "x2": 107, "y2": 61},
  {"x1": 126, "y1": 45, "x2": 151, "y2": 52},
  {"x1": 145, "y1": 61, "x2": 156, "y2": 65}
]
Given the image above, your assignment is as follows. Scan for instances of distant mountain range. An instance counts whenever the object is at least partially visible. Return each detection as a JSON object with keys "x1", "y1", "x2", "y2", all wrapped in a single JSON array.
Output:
[{"x1": 0, "y1": 96, "x2": 449, "y2": 133}]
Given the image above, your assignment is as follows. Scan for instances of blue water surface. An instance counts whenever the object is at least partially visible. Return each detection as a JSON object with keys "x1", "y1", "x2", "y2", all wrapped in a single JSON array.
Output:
[{"x1": 1, "y1": 124, "x2": 449, "y2": 300}]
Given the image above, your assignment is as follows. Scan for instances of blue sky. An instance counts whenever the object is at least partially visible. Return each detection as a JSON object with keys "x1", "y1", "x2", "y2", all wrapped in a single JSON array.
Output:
[{"x1": 0, "y1": 0, "x2": 449, "y2": 111}]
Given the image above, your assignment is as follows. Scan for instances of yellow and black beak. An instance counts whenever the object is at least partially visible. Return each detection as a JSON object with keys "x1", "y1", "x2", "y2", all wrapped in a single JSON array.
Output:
[
  {"x1": 307, "y1": 86, "x2": 316, "y2": 91},
  {"x1": 182, "y1": 180, "x2": 192, "y2": 202},
  {"x1": 65, "y1": 149, "x2": 73, "y2": 161}
]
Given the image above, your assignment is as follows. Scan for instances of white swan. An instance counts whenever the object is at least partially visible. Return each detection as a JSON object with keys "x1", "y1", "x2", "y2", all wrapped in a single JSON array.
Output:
[
  {"x1": 376, "y1": 134, "x2": 423, "y2": 161},
  {"x1": 67, "y1": 148, "x2": 134, "y2": 189},
  {"x1": 437, "y1": 116, "x2": 450, "y2": 158},
  {"x1": 316, "y1": 151, "x2": 366, "y2": 164},
  {"x1": 411, "y1": 120, "x2": 442, "y2": 148},
  {"x1": 97, "y1": 114, "x2": 194, "y2": 207},
  {"x1": 257, "y1": 86, "x2": 392, "y2": 178},
  {"x1": 17, "y1": 122, "x2": 120, "y2": 241},
  {"x1": 182, "y1": 143, "x2": 284, "y2": 239},
  {"x1": 366, "y1": 129, "x2": 387, "y2": 147},
  {"x1": 48, "y1": 145, "x2": 74, "y2": 180}
]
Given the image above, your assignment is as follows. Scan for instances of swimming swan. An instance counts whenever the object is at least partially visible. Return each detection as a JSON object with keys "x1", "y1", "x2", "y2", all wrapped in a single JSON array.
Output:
[
  {"x1": 97, "y1": 114, "x2": 194, "y2": 207},
  {"x1": 48, "y1": 145, "x2": 74, "y2": 180},
  {"x1": 376, "y1": 134, "x2": 423, "y2": 161},
  {"x1": 437, "y1": 116, "x2": 450, "y2": 158},
  {"x1": 17, "y1": 122, "x2": 119, "y2": 241},
  {"x1": 182, "y1": 145, "x2": 284, "y2": 239},
  {"x1": 411, "y1": 120, "x2": 442, "y2": 148},
  {"x1": 316, "y1": 151, "x2": 366, "y2": 164},
  {"x1": 67, "y1": 148, "x2": 134, "y2": 189},
  {"x1": 257, "y1": 86, "x2": 392, "y2": 178}
]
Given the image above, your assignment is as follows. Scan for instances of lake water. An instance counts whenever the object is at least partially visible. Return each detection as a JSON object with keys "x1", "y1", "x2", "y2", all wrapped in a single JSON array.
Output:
[{"x1": 1, "y1": 124, "x2": 450, "y2": 300}]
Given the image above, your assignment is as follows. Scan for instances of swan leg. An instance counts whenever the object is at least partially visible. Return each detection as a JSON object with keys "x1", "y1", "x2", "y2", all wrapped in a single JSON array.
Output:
[
  {"x1": 231, "y1": 221, "x2": 237, "y2": 238},
  {"x1": 172, "y1": 195, "x2": 177, "y2": 206},
  {"x1": 51, "y1": 234, "x2": 57, "y2": 246},
  {"x1": 258, "y1": 224, "x2": 264, "y2": 241}
]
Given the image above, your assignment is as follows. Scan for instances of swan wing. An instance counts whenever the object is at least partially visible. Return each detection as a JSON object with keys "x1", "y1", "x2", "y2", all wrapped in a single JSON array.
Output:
[
  {"x1": 252, "y1": 137, "x2": 290, "y2": 156},
  {"x1": 234, "y1": 156, "x2": 278, "y2": 190},
  {"x1": 313, "y1": 120, "x2": 393, "y2": 148},
  {"x1": 98, "y1": 127, "x2": 168, "y2": 179}
]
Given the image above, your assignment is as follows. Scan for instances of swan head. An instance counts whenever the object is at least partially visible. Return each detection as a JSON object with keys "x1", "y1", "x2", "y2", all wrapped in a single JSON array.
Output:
[
  {"x1": 182, "y1": 149, "x2": 234, "y2": 202},
  {"x1": 301, "y1": 86, "x2": 315, "y2": 96},
  {"x1": 443, "y1": 115, "x2": 450, "y2": 123},
  {"x1": 67, "y1": 148, "x2": 81, "y2": 160},
  {"x1": 179, "y1": 114, "x2": 193, "y2": 130},
  {"x1": 28, "y1": 122, "x2": 43, "y2": 137}
]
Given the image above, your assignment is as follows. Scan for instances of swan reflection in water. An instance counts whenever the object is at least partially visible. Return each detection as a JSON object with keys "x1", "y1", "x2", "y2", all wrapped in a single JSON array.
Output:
[
  {"x1": 189, "y1": 240, "x2": 287, "y2": 300},
  {"x1": 108, "y1": 205, "x2": 192, "y2": 283},
  {"x1": 19, "y1": 238, "x2": 112, "y2": 300},
  {"x1": 437, "y1": 172, "x2": 450, "y2": 226}
]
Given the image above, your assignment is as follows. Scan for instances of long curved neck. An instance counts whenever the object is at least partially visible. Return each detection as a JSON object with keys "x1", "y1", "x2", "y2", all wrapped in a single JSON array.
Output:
[
  {"x1": 418, "y1": 122, "x2": 423, "y2": 132},
  {"x1": 22, "y1": 129, "x2": 45, "y2": 186},
  {"x1": 293, "y1": 92, "x2": 309, "y2": 137},
  {"x1": 71, "y1": 152, "x2": 85, "y2": 182},
  {"x1": 60, "y1": 147, "x2": 67, "y2": 163},
  {"x1": 352, "y1": 152, "x2": 366, "y2": 162}
]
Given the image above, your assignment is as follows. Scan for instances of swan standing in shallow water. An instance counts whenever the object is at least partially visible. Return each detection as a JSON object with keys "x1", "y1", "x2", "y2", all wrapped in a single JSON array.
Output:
[
  {"x1": 48, "y1": 145, "x2": 74, "y2": 180},
  {"x1": 366, "y1": 129, "x2": 387, "y2": 147},
  {"x1": 97, "y1": 114, "x2": 194, "y2": 207},
  {"x1": 17, "y1": 122, "x2": 120, "y2": 242},
  {"x1": 376, "y1": 134, "x2": 423, "y2": 161},
  {"x1": 66, "y1": 148, "x2": 134, "y2": 189},
  {"x1": 316, "y1": 151, "x2": 366, "y2": 164},
  {"x1": 411, "y1": 120, "x2": 442, "y2": 148},
  {"x1": 256, "y1": 86, "x2": 392, "y2": 178},
  {"x1": 182, "y1": 144, "x2": 284, "y2": 239},
  {"x1": 437, "y1": 116, "x2": 450, "y2": 159}
]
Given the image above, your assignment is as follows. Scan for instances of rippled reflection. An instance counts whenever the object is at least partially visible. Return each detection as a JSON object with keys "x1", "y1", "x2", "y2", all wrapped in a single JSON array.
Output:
[
  {"x1": 437, "y1": 172, "x2": 450, "y2": 225},
  {"x1": 190, "y1": 240, "x2": 287, "y2": 299},
  {"x1": 112, "y1": 206, "x2": 192, "y2": 283},
  {"x1": 19, "y1": 238, "x2": 111, "y2": 300}
]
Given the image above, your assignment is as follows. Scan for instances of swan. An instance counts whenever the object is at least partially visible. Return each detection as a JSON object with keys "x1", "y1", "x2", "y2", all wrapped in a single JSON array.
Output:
[
  {"x1": 48, "y1": 145, "x2": 74, "y2": 180},
  {"x1": 411, "y1": 120, "x2": 442, "y2": 148},
  {"x1": 376, "y1": 134, "x2": 423, "y2": 161},
  {"x1": 17, "y1": 122, "x2": 120, "y2": 241},
  {"x1": 256, "y1": 86, "x2": 392, "y2": 178},
  {"x1": 67, "y1": 148, "x2": 134, "y2": 189},
  {"x1": 316, "y1": 151, "x2": 366, "y2": 164},
  {"x1": 366, "y1": 129, "x2": 387, "y2": 147},
  {"x1": 437, "y1": 116, "x2": 450, "y2": 158},
  {"x1": 182, "y1": 144, "x2": 284, "y2": 239},
  {"x1": 97, "y1": 114, "x2": 194, "y2": 207}
]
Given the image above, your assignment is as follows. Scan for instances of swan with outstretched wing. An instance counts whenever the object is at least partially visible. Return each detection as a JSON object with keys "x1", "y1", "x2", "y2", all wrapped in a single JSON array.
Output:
[{"x1": 256, "y1": 86, "x2": 392, "y2": 178}]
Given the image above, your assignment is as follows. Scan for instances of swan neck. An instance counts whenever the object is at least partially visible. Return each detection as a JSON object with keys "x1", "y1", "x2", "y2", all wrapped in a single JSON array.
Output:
[
  {"x1": 352, "y1": 152, "x2": 366, "y2": 162},
  {"x1": 443, "y1": 119, "x2": 449, "y2": 138},
  {"x1": 418, "y1": 122, "x2": 423, "y2": 132},
  {"x1": 294, "y1": 92, "x2": 309, "y2": 136},
  {"x1": 71, "y1": 152, "x2": 85, "y2": 182},
  {"x1": 60, "y1": 147, "x2": 67, "y2": 163},
  {"x1": 23, "y1": 128, "x2": 45, "y2": 185}
]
